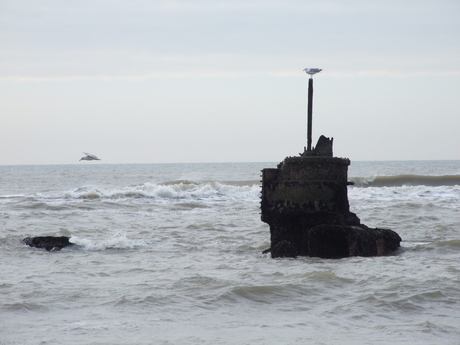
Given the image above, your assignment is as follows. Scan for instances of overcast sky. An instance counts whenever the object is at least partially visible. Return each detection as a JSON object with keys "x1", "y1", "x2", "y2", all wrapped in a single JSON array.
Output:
[{"x1": 1, "y1": 0, "x2": 459, "y2": 165}]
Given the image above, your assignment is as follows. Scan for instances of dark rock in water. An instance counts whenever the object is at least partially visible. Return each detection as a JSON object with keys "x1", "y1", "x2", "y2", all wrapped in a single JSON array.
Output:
[
  {"x1": 23, "y1": 236, "x2": 74, "y2": 251},
  {"x1": 307, "y1": 225, "x2": 401, "y2": 259},
  {"x1": 261, "y1": 136, "x2": 402, "y2": 259}
]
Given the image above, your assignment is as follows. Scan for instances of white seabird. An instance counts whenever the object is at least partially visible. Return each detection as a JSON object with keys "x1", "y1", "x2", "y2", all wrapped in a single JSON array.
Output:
[
  {"x1": 79, "y1": 152, "x2": 101, "y2": 161},
  {"x1": 303, "y1": 68, "x2": 322, "y2": 77}
]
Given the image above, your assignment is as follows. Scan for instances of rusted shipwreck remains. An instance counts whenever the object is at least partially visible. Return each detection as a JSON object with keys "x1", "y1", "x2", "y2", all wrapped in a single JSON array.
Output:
[
  {"x1": 261, "y1": 68, "x2": 401, "y2": 258},
  {"x1": 261, "y1": 69, "x2": 401, "y2": 259},
  {"x1": 261, "y1": 136, "x2": 401, "y2": 258},
  {"x1": 261, "y1": 135, "x2": 401, "y2": 258}
]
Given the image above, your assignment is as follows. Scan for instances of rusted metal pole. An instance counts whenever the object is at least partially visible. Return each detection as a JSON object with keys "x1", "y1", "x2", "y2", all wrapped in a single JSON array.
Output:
[{"x1": 307, "y1": 77, "x2": 313, "y2": 151}]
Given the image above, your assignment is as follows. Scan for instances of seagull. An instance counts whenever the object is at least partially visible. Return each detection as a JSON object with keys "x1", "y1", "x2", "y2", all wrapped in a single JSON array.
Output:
[
  {"x1": 79, "y1": 152, "x2": 101, "y2": 161},
  {"x1": 303, "y1": 68, "x2": 322, "y2": 78}
]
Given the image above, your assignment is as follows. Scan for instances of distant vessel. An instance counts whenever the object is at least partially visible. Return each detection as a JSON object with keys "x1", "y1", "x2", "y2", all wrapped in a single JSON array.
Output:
[{"x1": 79, "y1": 152, "x2": 101, "y2": 161}]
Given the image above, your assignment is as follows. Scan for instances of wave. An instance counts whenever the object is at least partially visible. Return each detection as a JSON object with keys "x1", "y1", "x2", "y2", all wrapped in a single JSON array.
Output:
[
  {"x1": 68, "y1": 233, "x2": 149, "y2": 251},
  {"x1": 0, "y1": 181, "x2": 263, "y2": 215},
  {"x1": 436, "y1": 239, "x2": 460, "y2": 248},
  {"x1": 66, "y1": 181, "x2": 261, "y2": 200},
  {"x1": 350, "y1": 174, "x2": 460, "y2": 187}
]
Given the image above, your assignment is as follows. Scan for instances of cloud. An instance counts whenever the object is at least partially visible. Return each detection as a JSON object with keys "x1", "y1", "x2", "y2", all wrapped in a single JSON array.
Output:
[
  {"x1": 1, "y1": 48, "x2": 459, "y2": 83},
  {"x1": 1, "y1": 0, "x2": 460, "y2": 164},
  {"x1": 2, "y1": 0, "x2": 459, "y2": 83},
  {"x1": 2, "y1": 69, "x2": 460, "y2": 84}
]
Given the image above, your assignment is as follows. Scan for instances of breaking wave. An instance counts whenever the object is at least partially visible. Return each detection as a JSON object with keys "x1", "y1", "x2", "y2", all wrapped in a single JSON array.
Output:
[
  {"x1": 350, "y1": 174, "x2": 460, "y2": 187},
  {"x1": 68, "y1": 233, "x2": 149, "y2": 251},
  {"x1": 65, "y1": 181, "x2": 261, "y2": 201}
]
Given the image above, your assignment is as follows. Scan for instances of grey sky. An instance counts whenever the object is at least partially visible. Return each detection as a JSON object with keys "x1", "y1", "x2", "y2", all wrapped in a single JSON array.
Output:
[{"x1": 1, "y1": 0, "x2": 459, "y2": 164}]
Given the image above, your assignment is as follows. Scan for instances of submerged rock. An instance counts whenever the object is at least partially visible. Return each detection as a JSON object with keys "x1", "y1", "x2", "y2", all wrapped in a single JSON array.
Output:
[
  {"x1": 305, "y1": 225, "x2": 400, "y2": 258},
  {"x1": 23, "y1": 236, "x2": 75, "y2": 251}
]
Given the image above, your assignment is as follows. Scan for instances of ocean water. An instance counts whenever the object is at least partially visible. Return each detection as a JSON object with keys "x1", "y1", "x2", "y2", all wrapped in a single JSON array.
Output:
[{"x1": 1, "y1": 160, "x2": 460, "y2": 345}]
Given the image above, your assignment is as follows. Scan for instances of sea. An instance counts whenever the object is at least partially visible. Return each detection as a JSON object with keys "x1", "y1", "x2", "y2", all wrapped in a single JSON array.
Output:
[{"x1": 1, "y1": 160, "x2": 460, "y2": 345}]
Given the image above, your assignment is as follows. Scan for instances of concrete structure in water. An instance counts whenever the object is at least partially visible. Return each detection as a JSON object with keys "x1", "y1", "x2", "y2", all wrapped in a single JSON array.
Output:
[{"x1": 260, "y1": 69, "x2": 401, "y2": 258}]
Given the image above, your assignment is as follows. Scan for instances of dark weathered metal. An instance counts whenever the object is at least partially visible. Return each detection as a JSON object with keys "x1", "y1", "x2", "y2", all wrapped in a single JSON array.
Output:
[
  {"x1": 307, "y1": 78, "x2": 313, "y2": 151},
  {"x1": 261, "y1": 136, "x2": 402, "y2": 258},
  {"x1": 260, "y1": 71, "x2": 402, "y2": 259}
]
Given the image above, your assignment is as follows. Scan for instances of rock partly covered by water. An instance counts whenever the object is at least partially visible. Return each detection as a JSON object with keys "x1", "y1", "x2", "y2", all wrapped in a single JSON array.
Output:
[
  {"x1": 261, "y1": 136, "x2": 402, "y2": 259},
  {"x1": 23, "y1": 236, "x2": 74, "y2": 251},
  {"x1": 271, "y1": 224, "x2": 401, "y2": 259}
]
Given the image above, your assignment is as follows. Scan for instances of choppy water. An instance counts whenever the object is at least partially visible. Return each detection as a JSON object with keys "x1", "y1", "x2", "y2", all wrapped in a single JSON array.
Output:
[{"x1": 1, "y1": 161, "x2": 460, "y2": 344}]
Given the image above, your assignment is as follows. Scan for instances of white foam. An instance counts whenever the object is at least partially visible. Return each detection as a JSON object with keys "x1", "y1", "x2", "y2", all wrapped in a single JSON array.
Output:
[
  {"x1": 69, "y1": 232, "x2": 149, "y2": 251},
  {"x1": 64, "y1": 181, "x2": 261, "y2": 202}
]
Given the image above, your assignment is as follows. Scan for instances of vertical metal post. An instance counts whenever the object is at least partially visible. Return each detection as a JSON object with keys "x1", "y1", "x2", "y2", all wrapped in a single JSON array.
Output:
[{"x1": 307, "y1": 77, "x2": 313, "y2": 151}]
